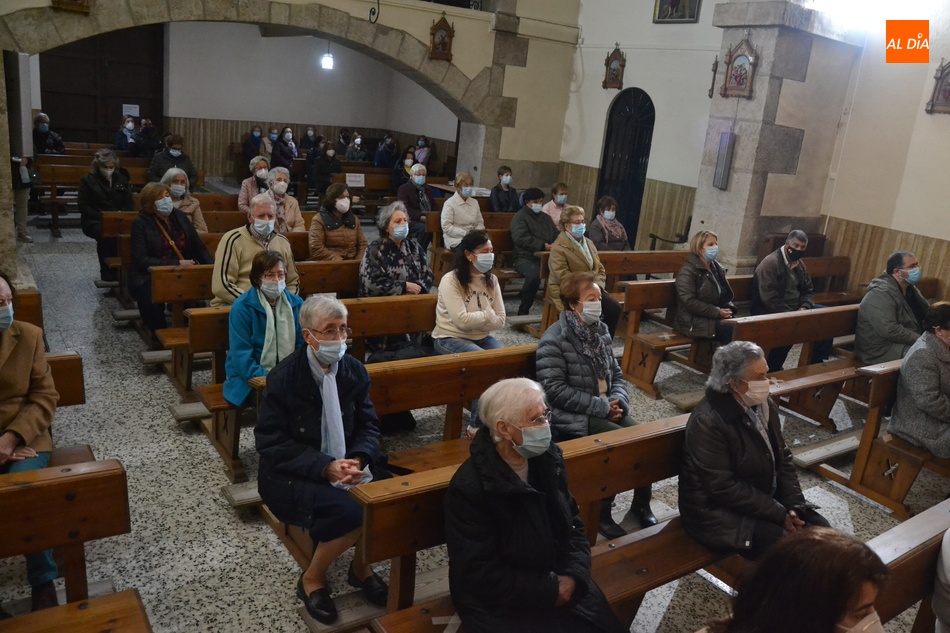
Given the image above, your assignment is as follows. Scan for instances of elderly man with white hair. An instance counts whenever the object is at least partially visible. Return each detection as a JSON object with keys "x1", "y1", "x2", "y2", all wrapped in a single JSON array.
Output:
[
  {"x1": 395, "y1": 162, "x2": 435, "y2": 251},
  {"x1": 211, "y1": 192, "x2": 299, "y2": 306},
  {"x1": 256, "y1": 295, "x2": 389, "y2": 624},
  {"x1": 444, "y1": 377, "x2": 626, "y2": 633},
  {"x1": 265, "y1": 166, "x2": 306, "y2": 233},
  {"x1": 679, "y1": 340, "x2": 830, "y2": 561}
]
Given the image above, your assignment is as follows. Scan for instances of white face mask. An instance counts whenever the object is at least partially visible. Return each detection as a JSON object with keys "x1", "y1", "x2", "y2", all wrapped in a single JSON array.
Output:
[
  {"x1": 335, "y1": 198, "x2": 351, "y2": 213},
  {"x1": 404, "y1": 158, "x2": 414, "y2": 167},
  {"x1": 271, "y1": 181, "x2": 288, "y2": 195},
  {"x1": 101, "y1": 167, "x2": 115, "y2": 179},
  {"x1": 256, "y1": 169, "x2": 268, "y2": 179},
  {"x1": 473, "y1": 253, "x2": 494, "y2": 273},
  {"x1": 260, "y1": 279, "x2": 286, "y2": 300},
  {"x1": 578, "y1": 301, "x2": 602, "y2": 325},
  {"x1": 283, "y1": 132, "x2": 292, "y2": 142},
  {"x1": 124, "y1": 122, "x2": 135, "y2": 131},
  {"x1": 836, "y1": 612, "x2": 884, "y2": 633},
  {"x1": 326, "y1": 150, "x2": 335, "y2": 158},
  {"x1": 738, "y1": 379, "x2": 771, "y2": 407}
]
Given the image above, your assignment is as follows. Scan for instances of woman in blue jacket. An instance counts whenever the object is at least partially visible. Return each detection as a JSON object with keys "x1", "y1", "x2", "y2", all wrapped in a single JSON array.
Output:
[{"x1": 223, "y1": 250, "x2": 304, "y2": 406}]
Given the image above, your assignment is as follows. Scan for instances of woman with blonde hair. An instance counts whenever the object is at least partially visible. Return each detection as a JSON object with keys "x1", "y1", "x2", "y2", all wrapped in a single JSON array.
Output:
[{"x1": 673, "y1": 229, "x2": 736, "y2": 343}]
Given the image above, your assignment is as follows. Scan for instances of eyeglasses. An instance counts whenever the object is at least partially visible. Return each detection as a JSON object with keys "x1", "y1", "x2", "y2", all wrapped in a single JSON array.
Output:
[
  {"x1": 262, "y1": 272, "x2": 286, "y2": 281},
  {"x1": 525, "y1": 410, "x2": 551, "y2": 427},
  {"x1": 309, "y1": 326, "x2": 353, "y2": 340}
]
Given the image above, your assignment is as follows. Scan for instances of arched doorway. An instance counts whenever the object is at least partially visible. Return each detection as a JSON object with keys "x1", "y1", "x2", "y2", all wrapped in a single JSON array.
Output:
[{"x1": 595, "y1": 88, "x2": 655, "y2": 247}]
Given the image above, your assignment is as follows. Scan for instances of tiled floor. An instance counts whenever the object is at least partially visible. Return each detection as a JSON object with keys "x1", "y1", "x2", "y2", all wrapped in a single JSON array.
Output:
[{"x1": 0, "y1": 224, "x2": 942, "y2": 632}]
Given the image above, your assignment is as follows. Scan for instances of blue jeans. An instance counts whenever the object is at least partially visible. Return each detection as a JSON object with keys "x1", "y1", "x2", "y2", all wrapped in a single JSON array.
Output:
[
  {"x1": 3, "y1": 453, "x2": 58, "y2": 587},
  {"x1": 434, "y1": 336, "x2": 504, "y2": 429}
]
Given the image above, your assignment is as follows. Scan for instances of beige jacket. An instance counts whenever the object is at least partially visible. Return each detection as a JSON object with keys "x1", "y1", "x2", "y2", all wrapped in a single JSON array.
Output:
[
  {"x1": 432, "y1": 270, "x2": 506, "y2": 341},
  {"x1": 548, "y1": 231, "x2": 606, "y2": 311},
  {"x1": 174, "y1": 195, "x2": 207, "y2": 232},
  {"x1": 440, "y1": 193, "x2": 485, "y2": 249},
  {"x1": 211, "y1": 226, "x2": 299, "y2": 306},
  {"x1": 0, "y1": 321, "x2": 57, "y2": 452},
  {"x1": 274, "y1": 194, "x2": 307, "y2": 233}
]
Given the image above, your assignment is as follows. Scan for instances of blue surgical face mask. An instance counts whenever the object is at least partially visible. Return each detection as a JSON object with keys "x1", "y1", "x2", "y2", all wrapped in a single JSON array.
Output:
[
  {"x1": 602, "y1": 211, "x2": 616, "y2": 221},
  {"x1": 570, "y1": 223, "x2": 586, "y2": 239},
  {"x1": 512, "y1": 423, "x2": 552, "y2": 459},
  {"x1": 704, "y1": 245, "x2": 719, "y2": 262},
  {"x1": 168, "y1": 149, "x2": 182, "y2": 158},
  {"x1": 269, "y1": 133, "x2": 278, "y2": 141},
  {"x1": 501, "y1": 174, "x2": 512, "y2": 186},
  {"x1": 260, "y1": 279, "x2": 286, "y2": 300},
  {"x1": 155, "y1": 196, "x2": 175, "y2": 216},
  {"x1": 253, "y1": 218, "x2": 275, "y2": 236},
  {"x1": 474, "y1": 253, "x2": 494, "y2": 273},
  {"x1": 413, "y1": 175, "x2": 426, "y2": 186},
  {"x1": 38, "y1": 124, "x2": 49, "y2": 133},
  {"x1": 417, "y1": 140, "x2": 425, "y2": 147},
  {"x1": 315, "y1": 339, "x2": 347, "y2": 365},
  {"x1": 0, "y1": 304, "x2": 13, "y2": 332},
  {"x1": 905, "y1": 267, "x2": 921, "y2": 285},
  {"x1": 461, "y1": 187, "x2": 473, "y2": 198},
  {"x1": 252, "y1": 130, "x2": 261, "y2": 138},
  {"x1": 391, "y1": 224, "x2": 409, "y2": 241},
  {"x1": 531, "y1": 203, "x2": 543, "y2": 214},
  {"x1": 170, "y1": 184, "x2": 187, "y2": 198},
  {"x1": 556, "y1": 194, "x2": 567, "y2": 205}
]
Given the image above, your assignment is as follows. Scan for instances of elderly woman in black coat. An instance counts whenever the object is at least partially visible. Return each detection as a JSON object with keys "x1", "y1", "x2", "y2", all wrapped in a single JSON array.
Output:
[
  {"x1": 536, "y1": 271, "x2": 655, "y2": 540},
  {"x1": 444, "y1": 377, "x2": 626, "y2": 633},
  {"x1": 255, "y1": 295, "x2": 389, "y2": 625},
  {"x1": 679, "y1": 340, "x2": 830, "y2": 560},
  {"x1": 129, "y1": 182, "x2": 212, "y2": 342}
]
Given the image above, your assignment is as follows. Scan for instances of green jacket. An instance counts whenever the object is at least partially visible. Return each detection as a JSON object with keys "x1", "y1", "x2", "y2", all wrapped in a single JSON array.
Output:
[
  {"x1": 510, "y1": 206, "x2": 559, "y2": 268},
  {"x1": 855, "y1": 274, "x2": 929, "y2": 364}
]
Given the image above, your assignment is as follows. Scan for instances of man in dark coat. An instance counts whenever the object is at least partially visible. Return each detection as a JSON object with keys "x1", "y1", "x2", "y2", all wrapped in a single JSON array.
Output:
[
  {"x1": 445, "y1": 377, "x2": 626, "y2": 633},
  {"x1": 510, "y1": 188, "x2": 559, "y2": 315},
  {"x1": 147, "y1": 133, "x2": 199, "y2": 189},
  {"x1": 31, "y1": 113, "x2": 64, "y2": 155}
]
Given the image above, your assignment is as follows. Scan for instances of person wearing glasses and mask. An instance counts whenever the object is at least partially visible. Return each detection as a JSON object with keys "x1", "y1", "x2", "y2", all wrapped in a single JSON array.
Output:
[
  {"x1": 679, "y1": 341, "x2": 829, "y2": 561},
  {"x1": 224, "y1": 251, "x2": 304, "y2": 407},
  {"x1": 160, "y1": 167, "x2": 207, "y2": 232},
  {"x1": 256, "y1": 295, "x2": 390, "y2": 625},
  {"x1": 536, "y1": 271, "x2": 654, "y2": 539},
  {"x1": 359, "y1": 201, "x2": 433, "y2": 298},
  {"x1": 265, "y1": 167, "x2": 306, "y2": 234},
  {"x1": 444, "y1": 377, "x2": 626, "y2": 633},
  {"x1": 211, "y1": 193, "x2": 299, "y2": 306},
  {"x1": 440, "y1": 172, "x2": 484, "y2": 249}
]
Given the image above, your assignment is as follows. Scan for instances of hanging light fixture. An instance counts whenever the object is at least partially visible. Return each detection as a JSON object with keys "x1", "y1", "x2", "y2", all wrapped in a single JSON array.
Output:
[{"x1": 321, "y1": 41, "x2": 334, "y2": 70}]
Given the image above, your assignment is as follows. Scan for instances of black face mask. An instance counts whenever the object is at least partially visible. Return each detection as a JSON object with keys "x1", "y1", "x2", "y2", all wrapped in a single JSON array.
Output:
[{"x1": 786, "y1": 246, "x2": 805, "y2": 262}]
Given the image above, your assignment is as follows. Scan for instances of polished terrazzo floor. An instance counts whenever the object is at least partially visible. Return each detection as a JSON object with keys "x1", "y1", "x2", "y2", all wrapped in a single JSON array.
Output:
[{"x1": 0, "y1": 223, "x2": 943, "y2": 632}]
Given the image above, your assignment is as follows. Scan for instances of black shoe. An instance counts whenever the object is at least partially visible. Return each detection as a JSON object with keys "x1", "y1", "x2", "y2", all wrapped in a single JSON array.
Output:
[
  {"x1": 598, "y1": 517, "x2": 626, "y2": 540},
  {"x1": 296, "y1": 574, "x2": 337, "y2": 624},
  {"x1": 347, "y1": 564, "x2": 389, "y2": 607},
  {"x1": 31, "y1": 580, "x2": 58, "y2": 612},
  {"x1": 627, "y1": 503, "x2": 658, "y2": 528}
]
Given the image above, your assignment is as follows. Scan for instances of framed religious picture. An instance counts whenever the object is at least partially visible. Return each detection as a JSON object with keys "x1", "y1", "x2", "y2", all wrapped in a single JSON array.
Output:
[
  {"x1": 925, "y1": 58, "x2": 950, "y2": 114},
  {"x1": 653, "y1": 0, "x2": 701, "y2": 24},
  {"x1": 603, "y1": 45, "x2": 626, "y2": 90},
  {"x1": 51, "y1": 0, "x2": 90, "y2": 12},
  {"x1": 429, "y1": 15, "x2": 455, "y2": 63},
  {"x1": 720, "y1": 37, "x2": 757, "y2": 100}
]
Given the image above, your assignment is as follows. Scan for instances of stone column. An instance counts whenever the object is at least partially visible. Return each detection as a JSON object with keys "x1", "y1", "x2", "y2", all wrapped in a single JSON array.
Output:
[
  {"x1": 0, "y1": 56, "x2": 16, "y2": 277},
  {"x1": 691, "y1": 1, "x2": 862, "y2": 271}
]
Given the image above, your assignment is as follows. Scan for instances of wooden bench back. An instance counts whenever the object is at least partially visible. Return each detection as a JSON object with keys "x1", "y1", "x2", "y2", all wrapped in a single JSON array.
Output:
[
  {"x1": 351, "y1": 413, "x2": 688, "y2": 564},
  {"x1": 858, "y1": 359, "x2": 903, "y2": 409},
  {"x1": 101, "y1": 212, "x2": 137, "y2": 238},
  {"x1": 34, "y1": 154, "x2": 151, "y2": 169},
  {"x1": 342, "y1": 164, "x2": 390, "y2": 175},
  {"x1": 198, "y1": 231, "x2": 310, "y2": 262},
  {"x1": 202, "y1": 212, "x2": 246, "y2": 234},
  {"x1": 13, "y1": 289, "x2": 43, "y2": 331},
  {"x1": 482, "y1": 212, "x2": 513, "y2": 230},
  {"x1": 539, "y1": 250, "x2": 689, "y2": 287},
  {"x1": 37, "y1": 164, "x2": 148, "y2": 190},
  {"x1": 297, "y1": 259, "x2": 360, "y2": 295},
  {"x1": 150, "y1": 265, "x2": 214, "y2": 304},
  {"x1": 802, "y1": 256, "x2": 850, "y2": 292},
  {"x1": 331, "y1": 172, "x2": 393, "y2": 194},
  {"x1": 726, "y1": 304, "x2": 859, "y2": 350},
  {"x1": 48, "y1": 351, "x2": 85, "y2": 407},
  {"x1": 191, "y1": 194, "x2": 239, "y2": 211},
  {"x1": 621, "y1": 274, "x2": 755, "y2": 333},
  {"x1": 345, "y1": 294, "x2": 438, "y2": 360}
]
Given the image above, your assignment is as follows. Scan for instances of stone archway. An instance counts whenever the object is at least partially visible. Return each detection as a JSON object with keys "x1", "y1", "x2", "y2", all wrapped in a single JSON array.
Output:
[{"x1": 0, "y1": 0, "x2": 528, "y2": 273}]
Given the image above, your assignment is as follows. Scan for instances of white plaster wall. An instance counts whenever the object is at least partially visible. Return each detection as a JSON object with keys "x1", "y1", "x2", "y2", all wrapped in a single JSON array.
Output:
[
  {"x1": 166, "y1": 22, "x2": 457, "y2": 139},
  {"x1": 560, "y1": 0, "x2": 721, "y2": 187}
]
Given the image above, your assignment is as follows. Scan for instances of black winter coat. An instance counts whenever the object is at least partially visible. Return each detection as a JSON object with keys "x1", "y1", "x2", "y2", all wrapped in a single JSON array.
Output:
[
  {"x1": 271, "y1": 138, "x2": 296, "y2": 170},
  {"x1": 129, "y1": 210, "x2": 212, "y2": 290},
  {"x1": 445, "y1": 430, "x2": 625, "y2": 633},
  {"x1": 77, "y1": 170, "x2": 135, "y2": 237},
  {"x1": 255, "y1": 349, "x2": 384, "y2": 529},
  {"x1": 674, "y1": 252, "x2": 735, "y2": 339},
  {"x1": 148, "y1": 150, "x2": 199, "y2": 189},
  {"x1": 678, "y1": 388, "x2": 808, "y2": 552}
]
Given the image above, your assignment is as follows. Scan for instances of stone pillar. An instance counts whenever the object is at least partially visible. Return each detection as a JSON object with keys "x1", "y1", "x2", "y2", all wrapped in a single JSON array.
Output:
[
  {"x1": 691, "y1": 1, "x2": 862, "y2": 272},
  {"x1": 0, "y1": 56, "x2": 16, "y2": 277}
]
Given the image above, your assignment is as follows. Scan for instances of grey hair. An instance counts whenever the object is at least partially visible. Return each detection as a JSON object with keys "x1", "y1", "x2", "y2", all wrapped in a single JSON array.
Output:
[
  {"x1": 266, "y1": 166, "x2": 290, "y2": 185},
  {"x1": 479, "y1": 378, "x2": 547, "y2": 442},
  {"x1": 409, "y1": 163, "x2": 427, "y2": 176},
  {"x1": 299, "y1": 295, "x2": 348, "y2": 331},
  {"x1": 377, "y1": 200, "x2": 408, "y2": 234},
  {"x1": 786, "y1": 230, "x2": 808, "y2": 244},
  {"x1": 706, "y1": 341, "x2": 766, "y2": 393},
  {"x1": 248, "y1": 155, "x2": 269, "y2": 173},
  {"x1": 249, "y1": 192, "x2": 276, "y2": 217},
  {"x1": 92, "y1": 149, "x2": 119, "y2": 171},
  {"x1": 160, "y1": 167, "x2": 189, "y2": 193}
]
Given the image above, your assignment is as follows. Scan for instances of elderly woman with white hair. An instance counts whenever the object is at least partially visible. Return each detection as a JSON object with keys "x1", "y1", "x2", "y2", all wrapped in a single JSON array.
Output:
[
  {"x1": 256, "y1": 294, "x2": 390, "y2": 624},
  {"x1": 160, "y1": 167, "x2": 207, "y2": 232},
  {"x1": 266, "y1": 166, "x2": 306, "y2": 233},
  {"x1": 239, "y1": 155, "x2": 270, "y2": 215},
  {"x1": 679, "y1": 340, "x2": 829, "y2": 561},
  {"x1": 395, "y1": 163, "x2": 435, "y2": 251},
  {"x1": 359, "y1": 201, "x2": 433, "y2": 297},
  {"x1": 445, "y1": 377, "x2": 626, "y2": 633}
]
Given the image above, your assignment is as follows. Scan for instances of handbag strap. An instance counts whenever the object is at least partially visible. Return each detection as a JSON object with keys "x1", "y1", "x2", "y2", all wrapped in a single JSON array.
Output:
[{"x1": 153, "y1": 216, "x2": 186, "y2": 261}]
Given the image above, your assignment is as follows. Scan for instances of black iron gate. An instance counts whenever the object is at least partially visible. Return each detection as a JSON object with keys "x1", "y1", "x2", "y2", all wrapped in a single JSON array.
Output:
[{"x1": 595, "y1": 88, "x2": 655, "y2": 248}]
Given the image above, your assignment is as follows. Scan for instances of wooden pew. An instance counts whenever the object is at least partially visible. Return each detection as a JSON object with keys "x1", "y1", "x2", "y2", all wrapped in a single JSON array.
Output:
[
  {"x1": 357, "y1": 414, "x2": 727, "y2": 628},
  {"x1": 805, "y1": 256, "x2": 863, "y2": 306},
  {"x1": 34, "y1": 154, "x2": 151, "y2": 169},
  {"x1": 725, "y1": 304, "x2": 861, "y2": 433},
  {"x1": 48, "y1": 351, "x2": 86, "y2": 408},
  {"x1": 0, "y1": 589, "x2": 152, "y2": 632},
  {"x1": 12, "y1": 289, "x2": 44, "y2": 332}
]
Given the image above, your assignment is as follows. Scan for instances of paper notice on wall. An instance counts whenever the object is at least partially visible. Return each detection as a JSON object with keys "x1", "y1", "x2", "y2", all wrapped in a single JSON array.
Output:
[
  {"x1": 346, "y1": 173, "x2": 365, "y2": 188},
  {"x1": 122, "y1": 104, "x2": 140, "y2": 117}
]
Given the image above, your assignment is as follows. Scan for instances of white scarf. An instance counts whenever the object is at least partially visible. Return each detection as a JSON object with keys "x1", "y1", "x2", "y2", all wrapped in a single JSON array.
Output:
[
  {"x1": 568, "y1": 233, "x2": 594, "y2": 269},
  {"x1": 257, "y1": 289, "x2": 296, "y2": 372},
  {"x1": 306, "y1": 347, "x2": 373, "y2": 490}
]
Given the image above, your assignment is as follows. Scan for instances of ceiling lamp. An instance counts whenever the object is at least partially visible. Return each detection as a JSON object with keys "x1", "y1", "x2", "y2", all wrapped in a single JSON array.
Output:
[{"x1": 321, "y1": 42, "x2": 334, "y2": 70}]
